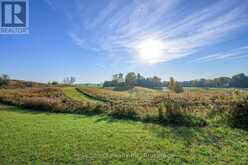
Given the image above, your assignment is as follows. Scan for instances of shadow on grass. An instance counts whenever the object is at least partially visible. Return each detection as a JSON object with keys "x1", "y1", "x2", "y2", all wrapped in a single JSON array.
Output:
[
  {"x1": 142, "y1": 124, "x2": 226, "y2": 147},
  {"x1": 0, "y1": 103, "x2": 229, "y2": 146},
  {"x1": 0, "y1": 104, "x2": 55, "y2": 116},
  {"x1": 0, "y1": 102, "x2": 209, "y2": 133},
  {"x1": 92, "y1": 113, "x2": 224, "y2": 147}
]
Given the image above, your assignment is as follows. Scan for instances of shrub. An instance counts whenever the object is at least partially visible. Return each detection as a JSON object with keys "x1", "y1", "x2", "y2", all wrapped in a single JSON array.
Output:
[
  {"x1": 109, "y1": 103, "x2": 138, "y2": 119},
  {"x1": 113, "y1": 86, "x2": 129, "y2": 91},
  {"x1": 0, "y1": 87, "x2": 104, "y2": 115},
  {"x1": 52, "y1": 81, "x2": 59, "y2": 85},
  {"x1": 229, "y1": 98, "x2": 248, "y2": 130},
  {"x1": 158, "y1": 105, "x2": 164, "y2": 122},
  {"x1": 165, "y1": 110, "x2": 207, "y2": 127},
  {"x1": 158, "y1": 99, "x2": 207, "y2": 127}
]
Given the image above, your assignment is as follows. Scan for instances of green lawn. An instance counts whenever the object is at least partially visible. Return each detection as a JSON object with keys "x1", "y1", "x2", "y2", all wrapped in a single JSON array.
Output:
[
  {"x1": 0, "y1": 104, "x2": 248, "y2": 164},
  {"x1": 63, "y1": 87, "x2": 102, "y2": 103}
]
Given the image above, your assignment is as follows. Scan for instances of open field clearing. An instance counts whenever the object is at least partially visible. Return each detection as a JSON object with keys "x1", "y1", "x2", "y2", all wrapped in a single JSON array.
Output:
[
  {"x1": 0, "y1": 86, "x2": 248, "y2": 127},
  {"x1": 63, "y1": 87, "x2": 102, "y2": 104},
  {"x1": 2, "y1": 0, "x2": 248, "y2": 163},
  {"x1": 1, "y1": 104, "x2": 248, "y2": 164},
  {"x1": 0, "y1": 84, "x2": 248, "y2": 164}
]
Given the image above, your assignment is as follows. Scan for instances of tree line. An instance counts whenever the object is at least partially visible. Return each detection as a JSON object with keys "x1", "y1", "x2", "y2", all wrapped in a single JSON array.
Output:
[
  {"x1": 104, "y1": 72, "x2": 248, "y2": 89},
  {"x1": 103, "y1": 72, "x2": 165, "y2": 89},
  {"x1": 178, "y1": 73, "x2": 248, "y2": 88},
  {"x1": 1, "y1": 72, "x2": 248, "y2": 89}
]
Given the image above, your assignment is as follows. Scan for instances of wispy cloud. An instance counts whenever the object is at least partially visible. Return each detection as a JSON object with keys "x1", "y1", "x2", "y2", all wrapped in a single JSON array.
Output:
[
  {"x1": 44, "y1": 0, "x2": 248, "y2": 64},
  {"x1": 190, "y1": 46, "x2": 248, "y2": 63}
]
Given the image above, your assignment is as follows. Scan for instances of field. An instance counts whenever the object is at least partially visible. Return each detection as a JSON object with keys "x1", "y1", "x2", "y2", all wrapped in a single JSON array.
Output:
[
  {"x1": 0, "y1": 84, "x2": 248, "y2": 164},
  {"x1": 1, "y1": 104, "x2": 248, "y2": 164},
  {"x1": 63, "y1": 87, "x2": 102, "y2": 104}
]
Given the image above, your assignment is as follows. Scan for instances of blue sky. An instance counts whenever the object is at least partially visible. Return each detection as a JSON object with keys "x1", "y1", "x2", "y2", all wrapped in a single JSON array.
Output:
[{"x1": 0, "y1": 0, "x2": 248, "y2": 83}]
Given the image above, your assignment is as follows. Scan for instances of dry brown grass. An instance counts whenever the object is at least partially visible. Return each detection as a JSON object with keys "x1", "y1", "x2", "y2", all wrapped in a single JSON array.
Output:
[{"x1": 0, "y1": 86, "x2": 247, "y2": 127}]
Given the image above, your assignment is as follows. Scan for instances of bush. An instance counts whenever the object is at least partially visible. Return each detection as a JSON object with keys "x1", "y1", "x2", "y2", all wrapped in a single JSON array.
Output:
[
  {"x1": 165, "y1": 110, "x2": 207, "y2": 127},
  {"x1": 52, "y1": 81, "x2": 59, "y2": 85},
  {"x1": 229, "y1": 98, "x2": 248, "y2": 130},
  {"x1": 113, "y1": 86, "x2": 129, "y2": 91},
  {"x1": 158, "y1": 105, "x2": 164, "y2": 122},
  {"x1": 109, "y1": 103, "x2": 138, "y2": 119},
  {"x1": 158, "y1": 99, "x2": 207, "y2": 127}
]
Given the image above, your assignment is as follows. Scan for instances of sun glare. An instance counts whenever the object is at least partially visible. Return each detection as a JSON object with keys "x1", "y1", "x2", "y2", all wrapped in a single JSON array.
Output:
[{"x1": 136, "y1": 39, "x2": 166, "y2": 63}]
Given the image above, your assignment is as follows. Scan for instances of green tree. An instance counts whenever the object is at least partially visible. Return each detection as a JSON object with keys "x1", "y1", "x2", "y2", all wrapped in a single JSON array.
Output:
[
  {"x1": 152, "y1": 76, "x2": 161, "y2": 87},
  {"x1": 168, "y1": 77, "x2": 176, "y2": 90},
  {"x1": 125, "y1": 72, "x2": 137, "y2": 87},
  {"x1": 214, "y1": 77, "x2": 231, "y2": 87},
  {"x1": 168, "y1": 77, "x2": 183, "y2": 93},
  {"x1": 52, "y1": 81, "x2": 59, "y2": 85},
  {"x1": 230, "y1": 73, "x2": 248, "y2": 88}
]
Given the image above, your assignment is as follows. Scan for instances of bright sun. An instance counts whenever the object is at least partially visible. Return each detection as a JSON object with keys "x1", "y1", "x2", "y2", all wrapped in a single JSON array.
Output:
[{"x1": 136, "y1": 39, "x2": 165, "y2": 63}]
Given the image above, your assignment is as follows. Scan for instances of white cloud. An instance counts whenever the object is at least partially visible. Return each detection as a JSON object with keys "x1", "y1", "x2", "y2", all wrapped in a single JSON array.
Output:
[{"x1": 44, "y1": 0, "x2": 248, "y2": 64}]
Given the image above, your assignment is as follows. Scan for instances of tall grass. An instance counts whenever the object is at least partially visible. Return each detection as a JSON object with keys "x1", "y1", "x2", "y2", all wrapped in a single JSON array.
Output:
[{"x1": 0, "y1": 87, "x2": 248, "y2": 128}]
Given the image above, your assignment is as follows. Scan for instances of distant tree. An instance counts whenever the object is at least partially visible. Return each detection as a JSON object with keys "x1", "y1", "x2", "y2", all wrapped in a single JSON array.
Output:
[
  {"x1": 162, "y1": 81, "x2": 168, "y2": 87},
  {"x1": 137, "y1": 73, "x2": 144, "y2": 85},
  {"x1": 112, "y1": 74, "x2": 118, "y2": 80},
  {"x1": 168, "y1": 77, "x2": 183, "y2": 93},
  {"x1": 152, "y1": 76, "x2": 162, "y2": 87},
  {"x1": 125, "y1": 72, "x2": 137, "y2": 87},
  {"x1": 104, "y1": 72, "x2": 165, "y2": 89},
  {"x1": 52, "y1": 81, "x2": 59, "y2": 85},
  {"x1": 168, "y1": 77, "x2": 176, "y2": 90},
  {"x1": 137, "y1": 73, "x2": 142, "y2": 80},
  {"x1": 230, "y1": 73, "x2": 248, "y2": 88},
  {"x1": 63, "y1": 77, "x2": 76, "y2": 85},
  {"x1": 112, "y1": 73, "x2": 125, "y2": 83},
  {"x1": 2, "y1": 74, "x2": 9, "y2": 80},
  {"x1": 174, "y1": 84, "x2": 184, "y2": 93},
  {"x1": 0, "y1": 74, "x2": 10, "y2": 86},
  {"x1": 103, "y1": 81, "x2": 113, "y2": 87},
  {"x1": 214, "y1": 77, "x2": 231, "y2": 87},
  {"x1": 180, "y1": 75, "x2": 234, "y2": 88}
]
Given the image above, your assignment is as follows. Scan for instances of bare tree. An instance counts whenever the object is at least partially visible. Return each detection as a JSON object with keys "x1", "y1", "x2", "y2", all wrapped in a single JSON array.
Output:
[
  {"x1": 63, "y1": 77, "x2": 76, "y2": 85},
  {"x1": 0, "y1": 74, "x2": 10, "y2": 86}
]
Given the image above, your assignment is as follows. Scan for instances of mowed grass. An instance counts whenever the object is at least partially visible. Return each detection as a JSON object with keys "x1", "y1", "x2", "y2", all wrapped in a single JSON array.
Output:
[
  {"x1": 1, "y1": 104, "x2": 248, "y2": 164},
  {"x1": 63, "y1": 87, "x2": 102, "y2": 103}
]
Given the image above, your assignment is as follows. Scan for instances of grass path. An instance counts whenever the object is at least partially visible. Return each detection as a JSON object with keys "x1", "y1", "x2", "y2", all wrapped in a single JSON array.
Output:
[
  {"x1": 0, "y1": 104, "x2": 248, "y2": 164},
  {"x1": 63, "y1": 87, "x2": 102, "y2": 104}
]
